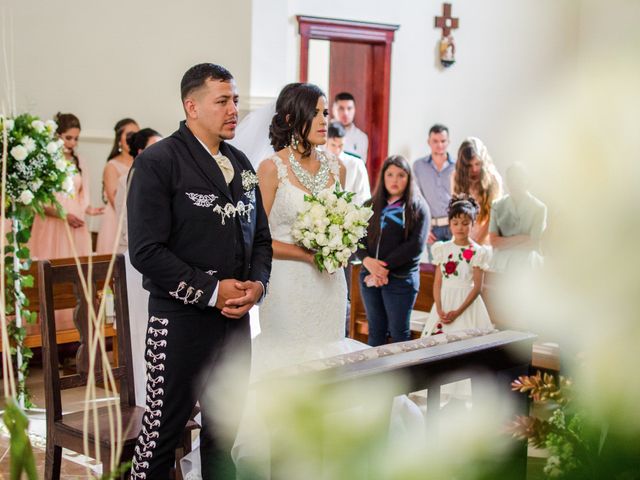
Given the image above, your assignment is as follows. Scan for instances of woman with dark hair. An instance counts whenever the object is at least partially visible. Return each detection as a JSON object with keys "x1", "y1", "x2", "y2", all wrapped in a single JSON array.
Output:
[
  {"x1": 96, "y1": 117, "x2": 139, "y2": 253},
  {"x1": 234, "y1": 82, "x2": 366, "y2": 474},
  {"x1": 115, "y1": 127, "x2": 162, "y2": 406},
  {"x1": 251, "y1": 82, "x2": 365, "y2": 375},
  {"x1": 114, "y1": 128, "x2": 162, "y2": 253},
  {"x1": 357, "y1": 155, "x2": 430, "y2": 346},
  {"x1": 29, "y1": 112, "x2": 104, "y2": 260},
  {"x1": 451, "y1": 137, "x2": 503, "y2": 244}
]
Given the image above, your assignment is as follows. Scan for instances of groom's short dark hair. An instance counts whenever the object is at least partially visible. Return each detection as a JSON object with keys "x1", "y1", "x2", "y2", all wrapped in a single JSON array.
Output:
[{"x1": 181, "y1": 63, "x2": 234, "y2": 100}]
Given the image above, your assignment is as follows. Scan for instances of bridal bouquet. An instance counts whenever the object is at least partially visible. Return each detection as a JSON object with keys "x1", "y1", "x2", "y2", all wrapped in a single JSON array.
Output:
[{"x1": 292, "y1": 185, "x2": 373, "y2": 273}]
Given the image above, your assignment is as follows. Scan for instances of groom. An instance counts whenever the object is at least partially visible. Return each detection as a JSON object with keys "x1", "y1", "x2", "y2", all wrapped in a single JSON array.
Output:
[{"x1": 127, "y1": 63, "x2": 272, "y2": 479}]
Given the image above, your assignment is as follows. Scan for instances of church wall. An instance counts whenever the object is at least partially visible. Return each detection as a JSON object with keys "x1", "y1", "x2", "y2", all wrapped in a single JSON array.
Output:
[
  {"x1": 248, "y1": 0, "x2": 581, "y2": 182},
  {"x1": 1, "y1": 0, "x2": 253, "y2": 230}
]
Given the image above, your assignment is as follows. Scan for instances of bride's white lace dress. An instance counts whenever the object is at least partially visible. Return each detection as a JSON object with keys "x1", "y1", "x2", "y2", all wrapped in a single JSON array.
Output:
[
  {"x1": 250, "y1": 153, "x2": 365, "y2": 379},
  {"x1": 228, "y1": 153, "x2": 367, "y2": 475}
]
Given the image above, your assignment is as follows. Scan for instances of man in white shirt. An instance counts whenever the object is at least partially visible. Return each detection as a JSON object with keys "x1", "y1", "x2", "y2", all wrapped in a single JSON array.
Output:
[
  {"x1": 332, "y1": 92, "x2": 369, "y2": 164},
  {"x1": 324, "y1": 122, "x2": 371, "y2": 205},
  {"x1": 324, "y1": 121, "x2": 371, "y2": 335}
]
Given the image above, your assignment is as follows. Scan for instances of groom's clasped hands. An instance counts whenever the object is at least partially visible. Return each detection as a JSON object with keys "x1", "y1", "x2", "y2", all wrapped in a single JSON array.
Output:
[{"x1": 215, "y1": 279, "x2": 264, "y2": 319}]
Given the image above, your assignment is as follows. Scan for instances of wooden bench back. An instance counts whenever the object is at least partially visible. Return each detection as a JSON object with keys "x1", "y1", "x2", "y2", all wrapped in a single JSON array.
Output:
[{"x1": 39, "y1": 254, "x2": 136, "y2": 420}]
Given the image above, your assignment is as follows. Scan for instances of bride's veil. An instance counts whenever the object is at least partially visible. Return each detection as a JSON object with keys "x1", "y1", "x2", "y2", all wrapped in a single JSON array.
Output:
[{"x1": 228, "y1": 102, "x2": 276, "y2": 168}]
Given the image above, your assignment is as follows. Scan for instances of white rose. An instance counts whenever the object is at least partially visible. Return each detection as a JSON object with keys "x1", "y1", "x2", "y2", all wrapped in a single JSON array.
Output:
[
  {"x1": 61, "y1": 176, "x2": 75, "y2": 193},
  {"x1": 19, "y1": 190, "x2": 34, "y2": 205},
  {"x1": 302, "y1": 238, "x2": 312, "y2": 249},
  {"x1": 328, "y1": 224, "x2": 341, "y2": 237},
  {"x1": 316, "y1": 233, "x2": 328, "y2": 246},
  {"x1": 336, "y1": 197, "x2": 349, "y2": 213},
  {"x1": 46, "y1": 141, "x2": 60, "y2": 154},
  {"x1": 31, "y1": 120, "x2": 45, "y2": 133},
  {"x1": 21, "y1": 136, "x2": 36, "y2": 152},
  {"x1": 322, "y1": 246, "x2": 331, "y2": 256},
  {"x1": 55, "y1": 157, "x2": 68, "y2": 171},
  {"x1": 309, "y1": 204, "x2": 326, "y2": 221},
  {"x1": 10, "y1": 145, "x2": 28, "y2": 161},
  {"x1": 45, "y1": 119, "x2": 57, "y2": 131},
  {"x1": 323, "y1": 258, "x2": 337, "y2": 274},
  {"x1": 328, "y1": 234, "x2": 343, "y2": 249},
  {"x1": 29, "y1": 179, "x2": 43, "y2": 191}
]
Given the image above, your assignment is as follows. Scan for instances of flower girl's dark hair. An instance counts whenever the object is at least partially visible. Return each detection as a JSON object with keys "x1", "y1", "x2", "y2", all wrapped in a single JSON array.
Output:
[
  {"x1": 447, "y1": 194, "x2": 479, "y2": 223},
  {"x1": 269, "y1": 82, "x2": 325, "y2": 157},
  {"x1": 54, "y1": 112, "x2": 81, "y2": 172}
]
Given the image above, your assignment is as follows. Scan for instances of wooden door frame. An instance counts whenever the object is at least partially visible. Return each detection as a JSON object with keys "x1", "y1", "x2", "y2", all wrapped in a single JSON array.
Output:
[{"x1": 297, "y1": 15, "x2": 399, "y2": 184}]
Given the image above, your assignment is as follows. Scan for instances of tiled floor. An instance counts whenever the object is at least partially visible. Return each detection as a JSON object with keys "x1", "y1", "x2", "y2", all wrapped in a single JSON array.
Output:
[{"x1": 0, "y1": 365, "x2": 113, "y2": 478}]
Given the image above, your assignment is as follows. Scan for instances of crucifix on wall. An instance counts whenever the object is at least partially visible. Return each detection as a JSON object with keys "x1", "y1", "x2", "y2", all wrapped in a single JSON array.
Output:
[{"x1": 435, "y1": 3, "x2": 459, "y2": 68}]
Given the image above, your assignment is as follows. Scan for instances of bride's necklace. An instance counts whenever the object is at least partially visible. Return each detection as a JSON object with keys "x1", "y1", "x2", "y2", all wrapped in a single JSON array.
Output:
[{"x1": 288, "y1": 146, "x2": 330, "y2": 196}]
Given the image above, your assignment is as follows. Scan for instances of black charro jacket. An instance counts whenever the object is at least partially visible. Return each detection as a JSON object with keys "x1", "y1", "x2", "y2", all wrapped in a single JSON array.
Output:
[{"x1": 127, "y1": 121, "x2": 272, "y2": 312}]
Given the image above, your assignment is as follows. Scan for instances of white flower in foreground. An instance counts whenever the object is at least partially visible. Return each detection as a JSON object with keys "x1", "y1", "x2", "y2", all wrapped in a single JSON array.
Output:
[
  {"x1": 31, "y1": 120, "x2": 45, "y2": 133},
  {"x1": 29, "y1": 179, "x2": 43, "y2": 192},
  {"x1": 62, "y1": 176, "x2": 74, "y2": 193},
  {"x1": 19, "y1": 190, "x2": 34, "y2": 205},
  {"x1": 45, "y1": 119, "x2": 57, "y2": 131},
  {"x1": 46, "y1": 141, "x2": 60, "y2": 154},
  {"x1": 55, "y1": 157, "x2": 68, "y2": 171},
  {"x1": 21, "y1": 136, "x2": 36, "y2": 152},
  {"x1": 10, "y1": 145, "x2": 28, "y2": 161}
]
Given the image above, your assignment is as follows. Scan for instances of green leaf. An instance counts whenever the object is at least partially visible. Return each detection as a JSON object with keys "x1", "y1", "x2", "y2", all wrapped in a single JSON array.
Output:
[
  {"x1": 2, "y1": 398, "x2": 38, "y2": 480},
  {"x1": 16, "y1": 228, "x2": 31, "y2": 243},
  {"x1": 16, "y1": 247, "x2": 30, "y2": 259},
  {"x1": 21, "y1": 275, "x2": 34, "y2": 288}
]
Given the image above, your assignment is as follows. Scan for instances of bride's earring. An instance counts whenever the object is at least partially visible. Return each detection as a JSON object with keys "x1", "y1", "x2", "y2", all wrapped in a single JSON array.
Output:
[{"x1": 290, "y1": 132, "x2": 299, "y2": 150}]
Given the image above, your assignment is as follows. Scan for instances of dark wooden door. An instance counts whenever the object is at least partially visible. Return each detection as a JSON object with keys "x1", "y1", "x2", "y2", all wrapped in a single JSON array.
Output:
[
  {"x1": 329, "y1": 41, "x2": 372, "y2": 149},
  {"x1": 298, "y1": 16, "x2": 399, "y2": 187}
]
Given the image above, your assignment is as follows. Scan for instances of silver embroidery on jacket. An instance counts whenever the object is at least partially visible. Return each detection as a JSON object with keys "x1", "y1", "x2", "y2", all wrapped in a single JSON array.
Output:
[
  {"x1": 169, "y1": 281, "x2": 203, "y2": 304},
  {"x1": 186, "y1": 192, "x2": 218, "y2": 207},
  {"x1": 131, "y1": 316, "x2": 169, "y2": 479}
]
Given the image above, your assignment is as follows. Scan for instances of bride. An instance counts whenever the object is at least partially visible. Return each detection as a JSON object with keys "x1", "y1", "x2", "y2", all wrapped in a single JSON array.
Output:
[
  {"x1": 251, "y1": 83, "x2": 366, "y2": 378},
  {"x1": 228, "y1": 83, "x2": 367, "y2": 476}
]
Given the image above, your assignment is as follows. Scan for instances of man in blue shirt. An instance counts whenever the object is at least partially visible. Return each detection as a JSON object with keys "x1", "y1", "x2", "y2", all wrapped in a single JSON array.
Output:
[{"x1": 413, "y1": 124, "x2": 455, "y2": 244}]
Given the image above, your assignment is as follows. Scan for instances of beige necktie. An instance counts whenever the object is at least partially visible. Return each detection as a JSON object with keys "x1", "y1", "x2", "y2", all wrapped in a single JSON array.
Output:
[{"x1": 213, "y1": 154, "x2": 234, "y2": 184}]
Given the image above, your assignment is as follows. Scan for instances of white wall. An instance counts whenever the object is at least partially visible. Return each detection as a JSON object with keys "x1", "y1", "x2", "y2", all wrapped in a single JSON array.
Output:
[
  {"x1": 2, "y1": 0, "x2": 584, "y2": 230},
  {"x1": 247, "y1": 0, "x2": 580, "y2": 176},
  {"x1": 1, "y1": 0, "x2": 252, "y2": 230}
]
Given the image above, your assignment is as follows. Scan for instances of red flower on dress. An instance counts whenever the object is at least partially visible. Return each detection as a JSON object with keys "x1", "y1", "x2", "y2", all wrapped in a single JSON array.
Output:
[
  {"x1": 462, "y1": 247, "x2": 474, "y2": 261},
  {"x1": 444, "y1": 261, "x2": 458, "y2": 275}
]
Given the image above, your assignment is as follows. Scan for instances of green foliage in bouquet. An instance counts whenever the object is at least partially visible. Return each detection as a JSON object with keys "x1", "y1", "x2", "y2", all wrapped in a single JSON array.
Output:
[{"x1": 1, "y1": 113, "x2": 76, "y2": 404}]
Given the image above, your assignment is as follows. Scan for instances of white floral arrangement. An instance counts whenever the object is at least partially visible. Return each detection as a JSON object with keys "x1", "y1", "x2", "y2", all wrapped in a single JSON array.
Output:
[
  {"x1": 241, "y1": 170, "x2": 259, "y2": 192},
  {"x1": 0, "y1": 113, "x2": 75, "y2": 211},
  {"x1": 292, "y1": 185, "x2": 373, "y2": 274}
]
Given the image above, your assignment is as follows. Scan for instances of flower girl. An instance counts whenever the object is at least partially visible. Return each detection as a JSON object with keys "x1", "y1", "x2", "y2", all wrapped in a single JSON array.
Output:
[{"x1": 422, "y1": 195, "x2": 493, "y2": 337}]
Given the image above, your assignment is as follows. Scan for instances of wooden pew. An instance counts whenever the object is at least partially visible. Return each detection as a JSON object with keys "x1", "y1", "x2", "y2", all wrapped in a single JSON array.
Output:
[
  {"x1": 0, "y1": 255, "x2": 117, "y2": 353},
  {"x1": 271, "y1": 329, "x2": 538, "y2": 478},
  {"x1": 350, "y1": 263, "x2": 560, "y2": 372}
]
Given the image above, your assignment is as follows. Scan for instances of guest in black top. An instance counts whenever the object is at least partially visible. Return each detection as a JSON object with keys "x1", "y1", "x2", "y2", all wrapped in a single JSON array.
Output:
[{"x1": 357, "y1": 155, "x2": 431, "y2": 345}]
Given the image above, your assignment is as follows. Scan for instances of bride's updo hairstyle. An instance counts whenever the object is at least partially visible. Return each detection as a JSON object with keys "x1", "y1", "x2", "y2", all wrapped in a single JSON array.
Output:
[
  {"x1": 447, "y1": 194, "x2": 479, "y2": 223},
  {"x1": 269, "y1": 82, "x2": 325, "y2": 158}
]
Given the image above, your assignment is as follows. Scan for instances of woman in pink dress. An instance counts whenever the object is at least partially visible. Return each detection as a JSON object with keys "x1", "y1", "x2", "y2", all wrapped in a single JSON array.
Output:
[
  {"x1": 95, "y1": 117, "x2": 139, "y2": 254},
  {"x1": 29, "y1": 113, "x2": 104, "y2": 260}
]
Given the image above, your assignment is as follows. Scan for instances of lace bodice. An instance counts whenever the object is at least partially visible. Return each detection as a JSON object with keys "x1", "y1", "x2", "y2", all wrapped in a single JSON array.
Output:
[{"x1": 267, "y1": 152, "x2": 340, "y2": 243}]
